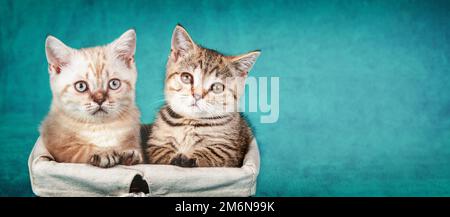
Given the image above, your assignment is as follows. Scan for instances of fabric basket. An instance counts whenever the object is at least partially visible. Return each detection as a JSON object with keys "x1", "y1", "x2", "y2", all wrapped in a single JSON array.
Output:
[{"x1": 28, "y1": 137, "x2": 260, "y2": 197}]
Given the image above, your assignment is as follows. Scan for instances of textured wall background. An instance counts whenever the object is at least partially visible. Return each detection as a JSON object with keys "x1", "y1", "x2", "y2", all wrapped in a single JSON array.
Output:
[{"x1": 1, "y1": 0, "x2": 450, "y2": 196}]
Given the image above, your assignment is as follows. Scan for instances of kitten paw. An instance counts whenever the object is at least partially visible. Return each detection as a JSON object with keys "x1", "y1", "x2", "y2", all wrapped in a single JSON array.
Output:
[
  {"x1": 121, "y1": 150, "x2": 143, "y2": 166},
  {"x1": 170, "y1": 154, "x2": 197, "y2": 167},
  {"x1": 89, "y1": 151, "x2": 120, "y2": 168}
]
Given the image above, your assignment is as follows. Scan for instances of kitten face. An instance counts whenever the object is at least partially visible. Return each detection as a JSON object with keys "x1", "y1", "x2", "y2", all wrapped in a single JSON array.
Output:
[
  {"x1": 165, "y1": 25, "x2": 260, "y2": 118},
  {"x1": 45, "y1": 30, "x2": 137, "y2": 123}
]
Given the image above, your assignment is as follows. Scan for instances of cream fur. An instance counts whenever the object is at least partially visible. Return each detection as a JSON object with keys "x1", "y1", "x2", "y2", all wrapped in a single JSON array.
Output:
[{"x1": 41, "y1": 29, "x2": 142, "y2": 168}]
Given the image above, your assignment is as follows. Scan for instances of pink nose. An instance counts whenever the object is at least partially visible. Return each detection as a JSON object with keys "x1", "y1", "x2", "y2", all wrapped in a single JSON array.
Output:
[{"x1": 92, "y1": 91, "x2": 106, "y2": 105}]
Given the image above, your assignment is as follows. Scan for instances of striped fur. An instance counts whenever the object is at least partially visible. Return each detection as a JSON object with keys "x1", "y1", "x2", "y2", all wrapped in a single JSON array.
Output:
[
  {"x1": 40, "y1": 30, "x2": 143, "y2": 168},
  {"x1": 147, "y1": 105, "x2": 252, "y2": 167},
  {"x1": 146, "y1": 25, "x2": 260, "y2": 167}
]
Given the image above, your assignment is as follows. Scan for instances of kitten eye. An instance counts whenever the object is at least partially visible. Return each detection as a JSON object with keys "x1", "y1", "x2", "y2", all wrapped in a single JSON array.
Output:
[
  {"x1": 211, "y1": 82, "x2": 225, "y2": 94},
  {"x1": 74, "y1": 81, "x2": 88, "y2": 93},
  {"x1": 108, "y1": 79, "x2": 121, "y2": 90},
  {"x1": 180, "y1": 72, "x2": 193, "y2": 84}
]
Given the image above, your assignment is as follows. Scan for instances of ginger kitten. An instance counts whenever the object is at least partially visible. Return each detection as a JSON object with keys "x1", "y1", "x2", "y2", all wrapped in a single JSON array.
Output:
[
  {"x1": 40, "y1": 30, "x2": 143, "y2": 168},
  {"x1": 146, "y1": 25, "x2": 260, "y2": 167}
]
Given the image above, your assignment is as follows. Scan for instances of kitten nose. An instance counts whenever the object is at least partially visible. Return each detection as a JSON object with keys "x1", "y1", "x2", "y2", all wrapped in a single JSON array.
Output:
[
  {"x1": 92, "y1": 91, "x2": 106, "y2": 105},
  {"x1": 193, "y1": 94, "x2": 202, "y2": 100}
]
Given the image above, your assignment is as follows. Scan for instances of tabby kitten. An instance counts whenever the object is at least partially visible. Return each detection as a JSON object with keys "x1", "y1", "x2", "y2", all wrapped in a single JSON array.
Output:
[
  {"x1": 40, "y1": 30, "x2": 143, "y2": 168},
  {"x1": 146, "y1": 25, "x2": 260, "y2": 167}
]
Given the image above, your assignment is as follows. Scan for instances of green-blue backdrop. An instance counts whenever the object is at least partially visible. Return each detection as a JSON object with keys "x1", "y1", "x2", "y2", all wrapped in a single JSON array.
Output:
[{"x1": 1, "y1": 0, "x2": 450, "y2": 196}]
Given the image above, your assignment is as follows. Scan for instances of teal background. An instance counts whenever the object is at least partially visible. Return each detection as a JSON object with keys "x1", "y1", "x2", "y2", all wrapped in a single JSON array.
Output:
[{"x1": 1, "y1": 0, "x2": 450, "y2": 196}]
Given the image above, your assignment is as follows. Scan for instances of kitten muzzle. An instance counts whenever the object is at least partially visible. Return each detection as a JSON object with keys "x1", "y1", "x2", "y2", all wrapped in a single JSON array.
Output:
[{"x1": 92, "y1": 107, "x2": 108, "y2": 115}]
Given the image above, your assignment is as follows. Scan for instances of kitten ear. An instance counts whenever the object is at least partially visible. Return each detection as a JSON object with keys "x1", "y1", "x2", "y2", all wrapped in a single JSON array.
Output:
[
  {"x1": 45, "y1": 35, "x2": 73, "y2": 74},
  {"x1": 110, "y1": 29, "x2": 136, "y2": 68},
  {"x1": 230, "y1": 50, "x2": 261, "y2": 76},
  {"x1": 171, "y1": 24, "x2": 195, "y2": 62}
]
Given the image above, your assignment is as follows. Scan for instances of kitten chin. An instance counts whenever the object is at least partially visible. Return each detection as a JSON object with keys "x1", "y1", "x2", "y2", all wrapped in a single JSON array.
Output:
[{"x1": 41, "y1": 29, "x2": 143, "y2": 168}]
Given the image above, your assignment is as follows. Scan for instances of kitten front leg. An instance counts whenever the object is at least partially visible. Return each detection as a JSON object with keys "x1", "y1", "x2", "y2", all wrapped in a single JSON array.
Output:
[
  {"x1": 191, "y1": 144, "x2": 240, "y2": 167},
  {"x1": 192, "y1": 152, "x2": 215, "y2": 167},
  {"x1": 147, "y1": 144, "x2": 178, "y2": 164},
  {"x1": 45, "y1": 139, "x2": 99, "y2": 164},
  {"x1": 90, "y1": 149, "x2": 143, "y2": 167},
  {"x1": 117, "y1": 135, "x2": 144, "y2": 165},
  {"x1": 89, "y1": 150, "x2": 121, "y2": 168},
  {"x1": 147, "y1": 136, "x2": 179, "y2": 164},
  {"x1": 120, "y1": 149, "x2": 143, "y2": 165},
  {"x1": 170, "y1": 154, "x2": 197, "y2": 167}
]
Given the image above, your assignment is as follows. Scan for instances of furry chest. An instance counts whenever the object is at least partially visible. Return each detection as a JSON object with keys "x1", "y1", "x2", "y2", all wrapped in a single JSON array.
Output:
[
  {"x1": 79, "y1": 127, "x2": 129, "y2": 148},
  {"x1": 169, "y1": 126, "x2": 200, "y2": 152}
]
